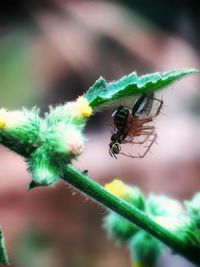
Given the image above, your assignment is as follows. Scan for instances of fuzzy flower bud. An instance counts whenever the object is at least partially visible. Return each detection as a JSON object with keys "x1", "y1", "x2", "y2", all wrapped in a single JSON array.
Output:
[
  {"x1": 147, "y1": 195, "x2": 183, "y2": 217},
  {"x1": 103, "y1": 211, "x2": 139, "y2": 243},
  {"x1": 103, "y1": 179, "x2": 146, "y2": 243},
  {"x1": 147, "y1": 195, "x2": 187, "y2": 232},
  {"x1": 129, "y1": 232, "x2": 162, "y2": 267},
  {"x1": 181, "y1": 193, "x2": 200, "y2": 246},
  {"x1": 154, "y1": 216, "x2": 188, "y2": 231},
  {"x1": 0, "y1": 107, "x2": 40, "y2": 146},
  {"x1": 185, "y1": 192, "x2": 200, "y2": 211},
  {"x1": 48, "y1": 123, "x2": 86, "y2": 157},
  {"x1": 0, "y1": 110, "x2": 26, "y2": 129}
]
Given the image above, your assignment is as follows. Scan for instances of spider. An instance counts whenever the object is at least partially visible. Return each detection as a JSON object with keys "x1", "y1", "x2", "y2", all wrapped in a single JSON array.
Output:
[{"x1": 109, "y1": 92, "x2": 163, "y2": 159}]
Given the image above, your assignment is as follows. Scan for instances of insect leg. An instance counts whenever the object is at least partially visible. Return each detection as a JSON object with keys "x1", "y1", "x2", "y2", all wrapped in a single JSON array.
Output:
[{"x1": 109, "y1": 148, "x2": 117, "y2": 158}]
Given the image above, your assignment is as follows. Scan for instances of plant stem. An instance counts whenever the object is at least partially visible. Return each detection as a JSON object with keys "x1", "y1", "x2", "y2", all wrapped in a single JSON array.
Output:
[
  {"x1": 63, "y1": 165, "x2": 200, "y2": 265},
  {"x1": 1, "y1": 130, "x2": 199, "y2": 264},
  {"x1": 0, "y1": 130, "x2": 35, "y2": 158}
]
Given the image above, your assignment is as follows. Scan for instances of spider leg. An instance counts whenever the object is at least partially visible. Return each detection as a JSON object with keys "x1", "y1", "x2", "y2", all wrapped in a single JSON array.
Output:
[
  {"x1": 123, "y1": 133, "x2": 151, "y2": 145},
  {"x1": 123, "y1": 139, "x2": 146, "y2": 145},
  {"x1": 119, "y1": 151, "x2": 140, "y2": 158},
  {"x1": 124, "y1": 126, "x2": 155, "y2": 145},
  {"x1": 118, "y1": 132, "x2": 157, "y2": 159},
  {"x1": 119, "y1": 132, "x2": 158, "y2": 159},
  {"x1": 151, "y1": 98, "x2": 164, "y2": 118},
  {"x1": 140, "y1": 125, "x2": 156, "y2": 130},
  {"x1": 137, "y1": 133, "x2": 157, "y2": 158},
  {"x1": 119, "y1": 128, "x2": 156, "y2": 159},
  {"x1": 138, "y1": 128, "x2": 155, "y2": 144}
]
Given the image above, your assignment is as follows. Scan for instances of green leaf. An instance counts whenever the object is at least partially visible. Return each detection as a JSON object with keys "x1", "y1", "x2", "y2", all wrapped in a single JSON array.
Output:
[
  {"x1": 84, "y1": 68, "x2": 198, "y2": 110},
  {"x1": 0, "y1": 228, "x2": 9, "y2": 265}
]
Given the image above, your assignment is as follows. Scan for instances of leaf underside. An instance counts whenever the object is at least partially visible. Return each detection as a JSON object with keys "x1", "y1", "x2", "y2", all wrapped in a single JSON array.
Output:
[{"x1": 84, "y1": 68, "x2": 198, "y2": 110}]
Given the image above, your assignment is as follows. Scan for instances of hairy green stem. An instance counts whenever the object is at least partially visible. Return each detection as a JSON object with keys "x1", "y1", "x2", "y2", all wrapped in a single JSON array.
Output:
[
  {"x1": 63, "y1": 165, "x2": 200, "y2": 265},
  {"x1": 0, "y1": 130, "x2": 35, "y2": 157},
  {"x1": 0, "y1": 132, "x2": 199, "y2": 264}
]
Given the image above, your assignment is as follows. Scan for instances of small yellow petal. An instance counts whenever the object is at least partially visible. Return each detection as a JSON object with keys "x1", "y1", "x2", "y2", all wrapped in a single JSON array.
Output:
[
  {"x1": 75, "y1": 96, "x2": 92, "y2": 118},
  {"x1": 0, "y1": 108, "x2": 8, "y2": 128},
  {"x1": 105, "y1": 179, "x2": 131, "y2": 198},
  {"x1": 132, "y1": 261, "x2": 142, "y2": 267},
  {"x1": 0, "y1": 121, "x2": 6, "y2": 128},
  {"x1": 64, "y1": 97, "x2": 92, "y2": 119}
]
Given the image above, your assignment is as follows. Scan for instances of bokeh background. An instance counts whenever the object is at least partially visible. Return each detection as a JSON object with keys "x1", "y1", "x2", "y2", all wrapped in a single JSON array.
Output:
[{"x1": 0, "y1": 0, "x2": 200, "y2": 266}]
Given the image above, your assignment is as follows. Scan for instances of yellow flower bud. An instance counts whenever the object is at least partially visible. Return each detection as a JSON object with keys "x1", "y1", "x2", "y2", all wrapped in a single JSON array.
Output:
[
  {"x1": 132, "y1": 261, "x2": 142, "y2": 267},
  {"x1": 75, "y1": 96, "x2": 92, "y2": 118},
  {"x1": 105, "y1": 179, "x2": 131, "y2": 198},
  {"x1": 63, "y1": 97, "x2": 92, "y2": 120}
]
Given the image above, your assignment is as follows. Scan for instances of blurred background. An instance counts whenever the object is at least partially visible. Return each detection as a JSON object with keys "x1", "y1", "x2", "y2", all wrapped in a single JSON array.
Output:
[{"x1": 0, "y1": 0, "x2": 200, "y2": 266}]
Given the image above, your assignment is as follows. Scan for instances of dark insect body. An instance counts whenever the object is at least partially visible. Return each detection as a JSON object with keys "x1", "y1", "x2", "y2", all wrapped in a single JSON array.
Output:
[
  {"x1": 113, "y1": 106, "x2": 129, "y2": 132},
  {"x1": 109, "y1": 92, "x2": 163, "y2": 159}
]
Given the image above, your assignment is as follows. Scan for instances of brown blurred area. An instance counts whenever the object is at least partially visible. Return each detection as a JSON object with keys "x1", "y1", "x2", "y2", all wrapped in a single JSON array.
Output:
[{"x1": 0, "y1": 0, "x2": 200, "y2": 266}]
